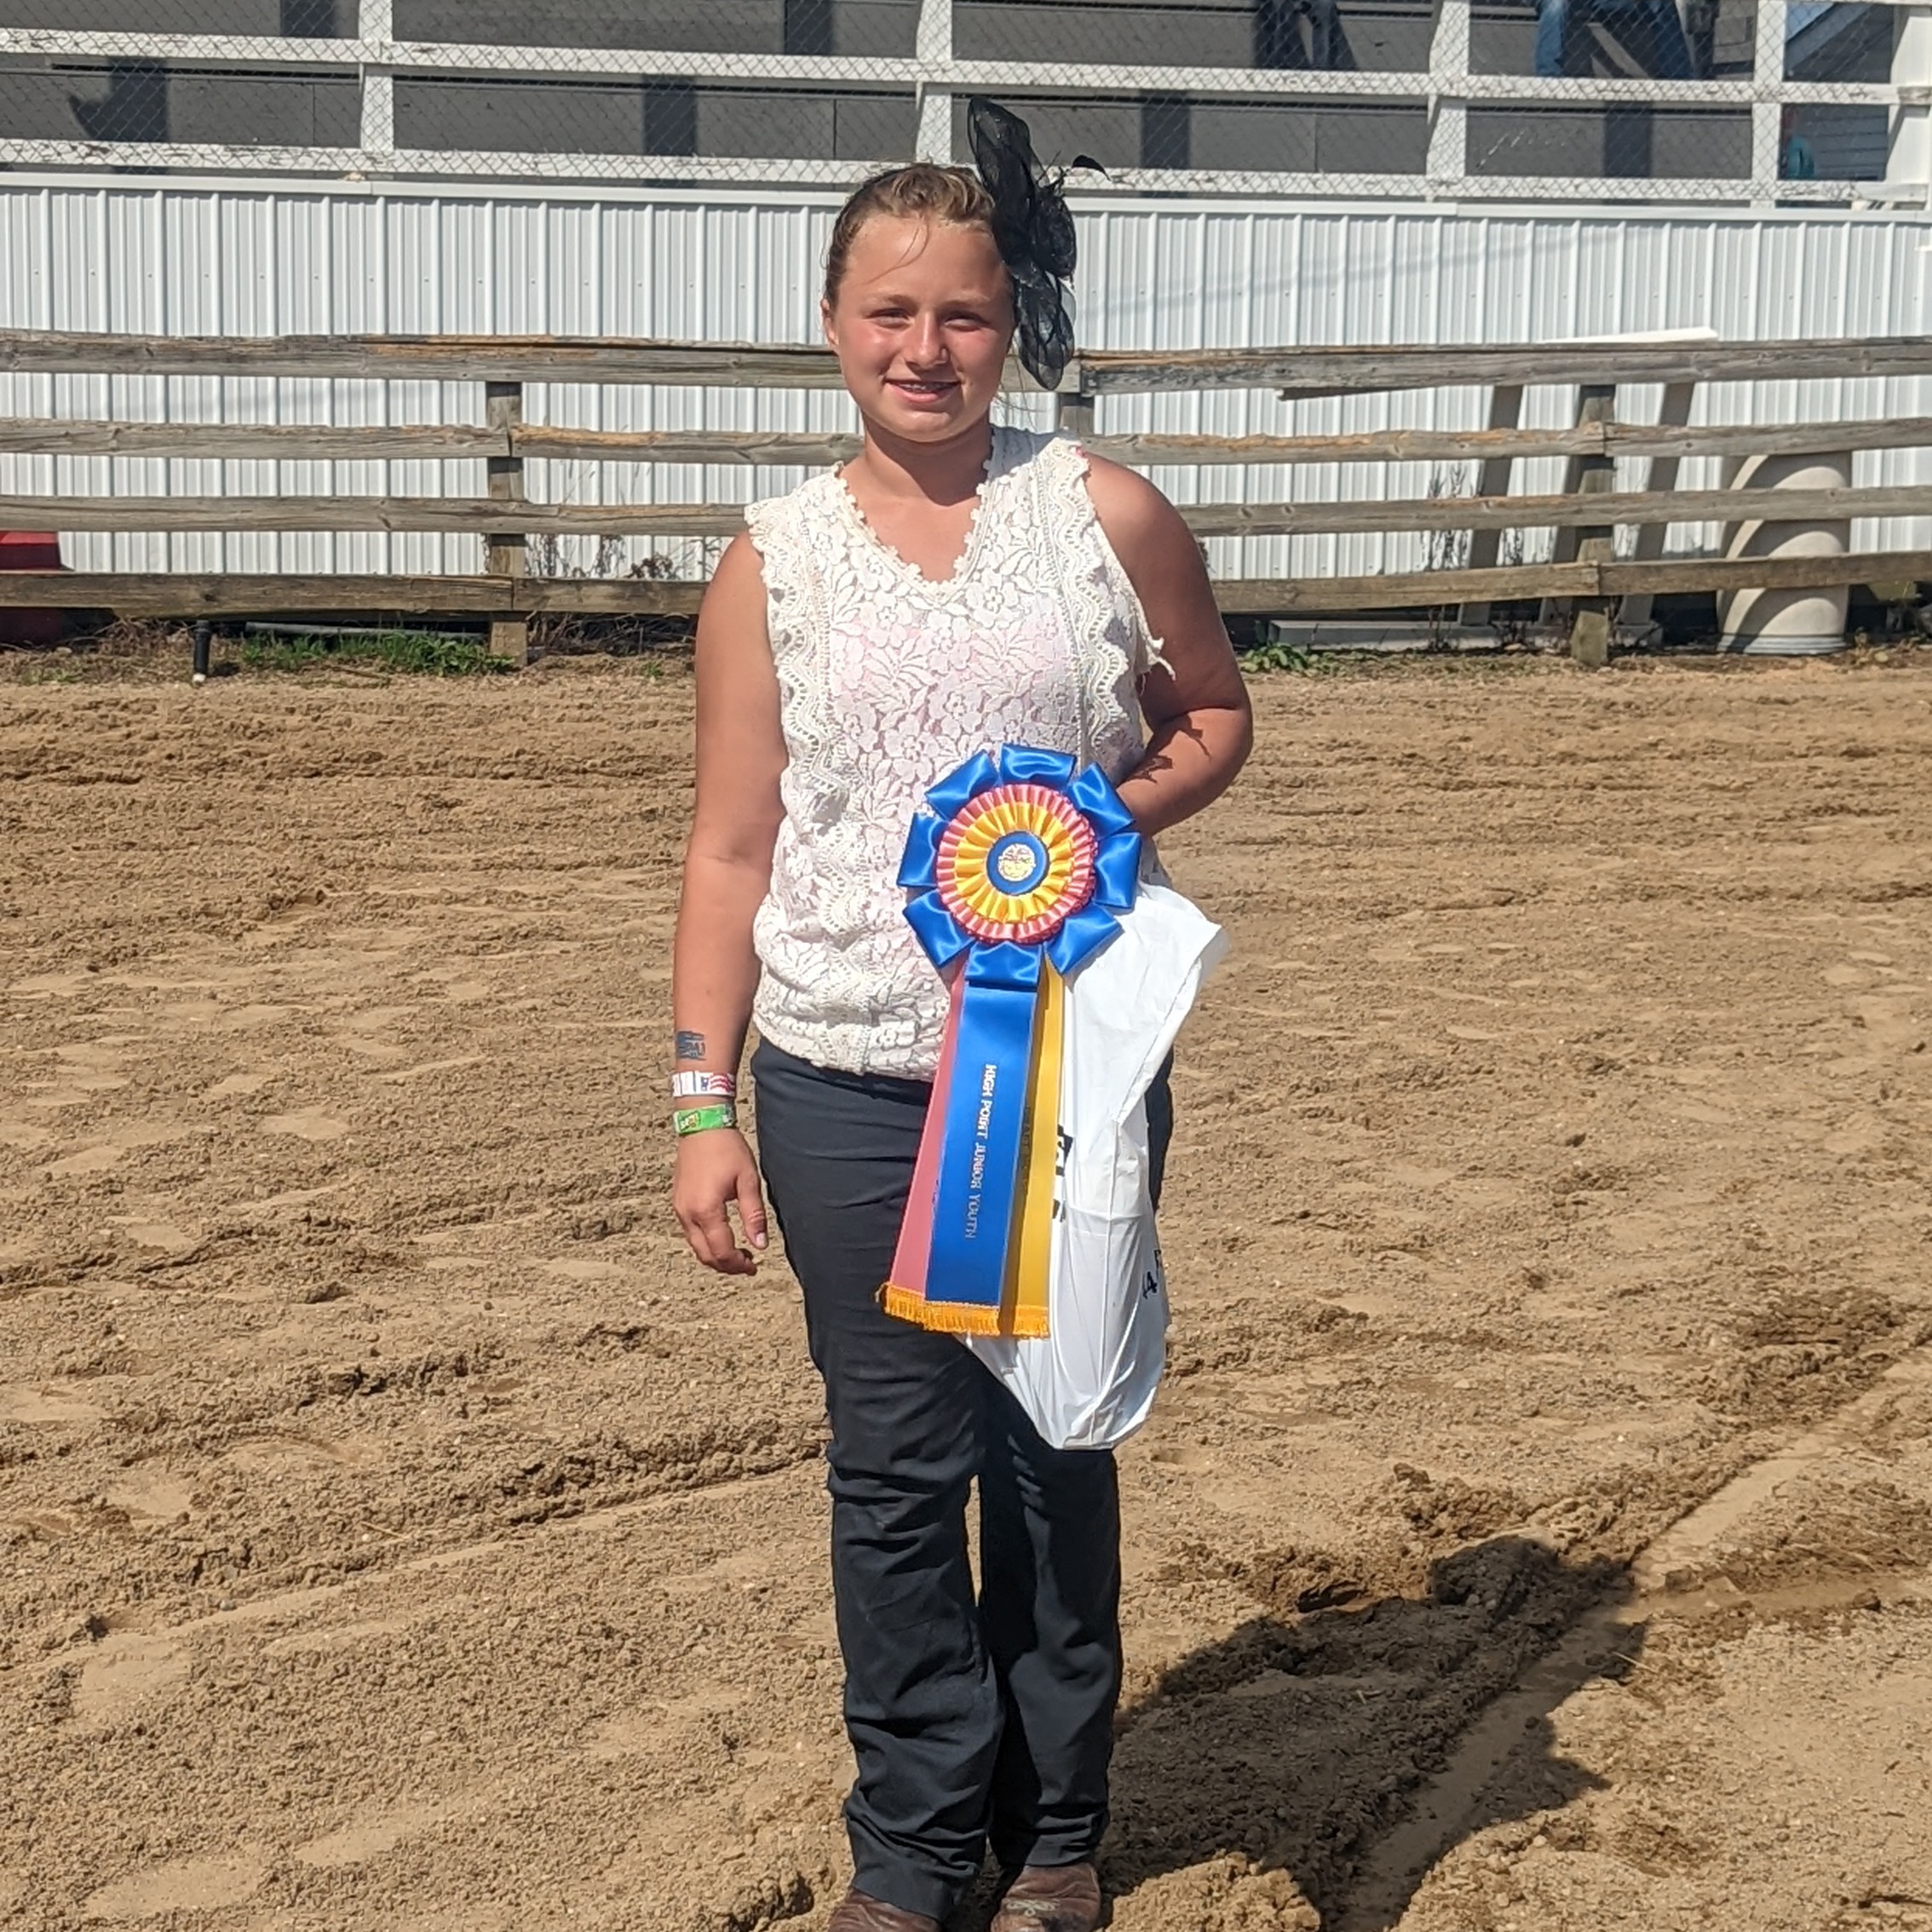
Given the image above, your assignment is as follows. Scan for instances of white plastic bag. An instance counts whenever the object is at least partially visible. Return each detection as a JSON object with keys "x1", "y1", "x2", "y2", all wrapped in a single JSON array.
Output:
[{"x1": 963, "y1": 878, "x2": 1227, "y2": 1450}]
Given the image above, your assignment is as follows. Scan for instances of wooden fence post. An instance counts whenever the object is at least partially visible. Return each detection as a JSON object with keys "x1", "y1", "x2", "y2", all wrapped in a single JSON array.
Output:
[
  {"x1": 1055, "y1": 387, "x2": 1095, "y2": 440},
  {"x1": 1555, "y1": 382, "x2": 1617, "y2": 667},
  {"x1": 485, "y1": 380, "x2": 526, "y2": 665},
  {"x1": 1458, "y1": 382, "x2": 1525, "y2": 626},
  {"x1": 1616, "y1": 379, "x2": 1697, "y2": 632}
]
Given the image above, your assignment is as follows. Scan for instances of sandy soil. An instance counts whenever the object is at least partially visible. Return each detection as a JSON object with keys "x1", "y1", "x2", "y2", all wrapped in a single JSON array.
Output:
[{"x1": 3, "y1": 653, "x2": 1931, "y2": 1932}]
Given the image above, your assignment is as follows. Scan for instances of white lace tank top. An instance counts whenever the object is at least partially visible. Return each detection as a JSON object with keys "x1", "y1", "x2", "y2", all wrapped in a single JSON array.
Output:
[{"x1": 743, "y1": 425, "x2": 1162, "y2": 1081}]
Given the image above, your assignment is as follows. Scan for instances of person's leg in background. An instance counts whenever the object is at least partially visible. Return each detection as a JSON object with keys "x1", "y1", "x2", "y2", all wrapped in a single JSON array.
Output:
[
  {"x1": 1306, "y1": 0, "x2": 1349, "y2": 69},
  {"x1": 1544, "y1": 0, "x2": 1697, "y2": 77},
  {"x1": 1624, "y1": 0, "x2": 1695, "y2": 77},
  {"x1": 1535, "y1": 0, "x2": 1581, "y2": 76},
  {"x1": 1256, "y1": 0, "x2": 1348, "y2": 68},
  {"x1": 753, "y1": 1044, "x2": 1001, "y2": 1927}
]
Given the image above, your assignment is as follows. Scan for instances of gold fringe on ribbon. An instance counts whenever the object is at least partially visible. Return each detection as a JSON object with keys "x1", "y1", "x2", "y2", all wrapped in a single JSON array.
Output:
[
  {"x1": 879, "y1": 1283, "x2": 1053, "y2": 1340},
  {"x1": 880, "y1": 1282, "x2": 1009, "y2": 1336}
]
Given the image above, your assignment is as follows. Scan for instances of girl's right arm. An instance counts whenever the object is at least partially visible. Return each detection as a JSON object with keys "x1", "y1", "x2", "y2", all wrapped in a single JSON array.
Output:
[{"x1": 670, "y1": 532, "x2": 788, "y2": 1275}]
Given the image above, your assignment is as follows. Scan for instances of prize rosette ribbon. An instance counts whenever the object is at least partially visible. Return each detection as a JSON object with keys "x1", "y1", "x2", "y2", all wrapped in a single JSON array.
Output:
[{"x1": 883, "y1": 746, "x2": 1141, "y2": 1338}]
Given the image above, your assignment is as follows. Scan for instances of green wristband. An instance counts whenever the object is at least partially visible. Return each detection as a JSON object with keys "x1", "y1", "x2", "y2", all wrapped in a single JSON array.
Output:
[{"x1": 674, "y1": 1101, "x2": 737, "y2": 1137}]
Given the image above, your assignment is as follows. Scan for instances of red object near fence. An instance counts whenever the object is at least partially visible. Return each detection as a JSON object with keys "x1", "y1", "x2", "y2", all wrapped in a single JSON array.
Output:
[{"x1": 0, "y1": 531, "x2": 65, "y2": 643}]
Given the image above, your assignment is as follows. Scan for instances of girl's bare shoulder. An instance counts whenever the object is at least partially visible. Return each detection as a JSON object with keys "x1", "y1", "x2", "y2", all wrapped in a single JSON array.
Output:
[
  {"x1": 1078, "y1": 450, "x2": 1197, "y2": 564},
  {"x1": 696, "y1": 531, "x2": 772, "y2": 647},
  {"x1": 703, "y1": 529, "x2": 767, "y2": 601}
]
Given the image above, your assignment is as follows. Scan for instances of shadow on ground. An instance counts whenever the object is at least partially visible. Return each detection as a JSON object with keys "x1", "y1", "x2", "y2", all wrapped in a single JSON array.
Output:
[{"x1": 956, "y1": 1536, "x2": 1642, "y2": 1930}]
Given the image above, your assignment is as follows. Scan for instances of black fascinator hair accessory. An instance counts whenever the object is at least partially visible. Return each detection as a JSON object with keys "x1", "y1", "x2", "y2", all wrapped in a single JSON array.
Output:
[{"x1": 966, "y1": 98, "x2": 1099, "y2": 393}]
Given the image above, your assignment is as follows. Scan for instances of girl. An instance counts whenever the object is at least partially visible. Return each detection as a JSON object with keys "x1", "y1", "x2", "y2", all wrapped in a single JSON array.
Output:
[{"x1": 670, "y1": 122, "x2": 1251, "y2": 1932}]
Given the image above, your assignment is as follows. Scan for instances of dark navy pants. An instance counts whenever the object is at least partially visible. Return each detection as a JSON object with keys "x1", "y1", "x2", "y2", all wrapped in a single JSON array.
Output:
[{"x1": 752, "y1": 1042, "x2": 1170, "y2": 1922}]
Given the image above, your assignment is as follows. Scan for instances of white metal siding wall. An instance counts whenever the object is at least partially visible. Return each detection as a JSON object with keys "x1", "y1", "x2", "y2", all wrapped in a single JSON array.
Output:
[{"x1": 0, "y1": 174, "x2": 1926, "y2": 580}]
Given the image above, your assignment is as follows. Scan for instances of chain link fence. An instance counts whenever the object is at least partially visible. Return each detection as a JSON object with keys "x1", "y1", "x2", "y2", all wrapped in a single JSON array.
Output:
[{"x1": 0, "y1": 0, "x2": 1923, "y2": 205}]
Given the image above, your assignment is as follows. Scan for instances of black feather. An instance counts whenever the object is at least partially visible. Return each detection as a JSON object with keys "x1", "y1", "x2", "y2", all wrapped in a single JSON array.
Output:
[{"x1": 965, "y1": 97, "x2": 1081, "y2": 392}]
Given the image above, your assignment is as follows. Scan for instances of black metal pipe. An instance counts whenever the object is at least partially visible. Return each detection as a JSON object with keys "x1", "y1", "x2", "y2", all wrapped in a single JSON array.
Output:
[{"x1": 192, "y1": 620, "x2": 212, "y2": 681}]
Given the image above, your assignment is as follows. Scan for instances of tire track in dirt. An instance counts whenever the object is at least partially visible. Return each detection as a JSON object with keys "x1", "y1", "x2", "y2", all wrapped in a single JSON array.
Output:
[
  {"x1": 1333, "y1": 1337, "x2": 1932, "y2": 1932},
  {"x1": 120, "y1": 1457, "x2": 824, "y2": 1651},
  {"x1": 30, "y1": 1454, "x2": 843, "y2": 1932}
]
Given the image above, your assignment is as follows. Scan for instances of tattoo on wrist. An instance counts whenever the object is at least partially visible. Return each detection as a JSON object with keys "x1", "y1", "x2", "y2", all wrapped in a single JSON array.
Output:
[{"x1": 675, "y1": 1030, "x2": 707, "y2": 1061}]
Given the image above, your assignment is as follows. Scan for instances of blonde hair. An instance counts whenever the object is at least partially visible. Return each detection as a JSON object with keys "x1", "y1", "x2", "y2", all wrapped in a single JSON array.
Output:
[{"x1": 822, "y1": 164, "x2": 998, "y2": 306}]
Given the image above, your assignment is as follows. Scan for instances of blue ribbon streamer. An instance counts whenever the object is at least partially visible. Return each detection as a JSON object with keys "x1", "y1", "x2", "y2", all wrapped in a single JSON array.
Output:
[{"x1": 926, "y1": 944, "x2": 1043, "y2": 1311}]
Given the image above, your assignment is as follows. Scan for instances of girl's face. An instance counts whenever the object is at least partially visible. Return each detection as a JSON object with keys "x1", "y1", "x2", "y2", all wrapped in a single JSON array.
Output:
[{"x1": 821, "y1": 216, "x2": 1014, "y2": 446}]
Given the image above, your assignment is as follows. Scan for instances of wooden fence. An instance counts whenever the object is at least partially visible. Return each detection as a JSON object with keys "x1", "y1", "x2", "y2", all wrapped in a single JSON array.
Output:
[{"x1": 0, "y1": 330, "x2": 1929, "y2": 665}]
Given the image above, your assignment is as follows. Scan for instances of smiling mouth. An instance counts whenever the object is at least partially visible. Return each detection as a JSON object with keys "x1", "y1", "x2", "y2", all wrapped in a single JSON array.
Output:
[{"x1": 888, "y1": 377, "x2": 959, "y2": 399}]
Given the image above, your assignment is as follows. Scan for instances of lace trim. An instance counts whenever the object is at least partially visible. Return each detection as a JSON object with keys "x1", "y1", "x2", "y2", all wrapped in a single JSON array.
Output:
[
  {"x1": 1053, "y1": 436, "x2": 1171, "y2": 681},
  {"x1": 827, "y1": 433, "x2": 1007, "y2": 590},
  {"x1": 744, "y1": 484, "x2": 833, "y2": 787},
  {"x1": 1033, "y1": 435, "x2": 1157, "y2": 771}
]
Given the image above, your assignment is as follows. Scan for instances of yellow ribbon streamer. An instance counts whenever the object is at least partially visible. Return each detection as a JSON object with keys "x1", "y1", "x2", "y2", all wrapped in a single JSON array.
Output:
[{"x1": 1001, "y1": 961, "x2": 1064, "y2": 1339}]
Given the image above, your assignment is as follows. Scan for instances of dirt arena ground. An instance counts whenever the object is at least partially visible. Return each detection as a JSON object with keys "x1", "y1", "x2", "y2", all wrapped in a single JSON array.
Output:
[{"x1": 4, "y1": 651, "x2": 1931, "y2": 1932}]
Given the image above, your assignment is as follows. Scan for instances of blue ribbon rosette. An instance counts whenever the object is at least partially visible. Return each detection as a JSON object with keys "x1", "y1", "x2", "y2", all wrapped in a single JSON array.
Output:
[{"x1": 882, "y1": 745, "x2": 1141, "y2": 1337}]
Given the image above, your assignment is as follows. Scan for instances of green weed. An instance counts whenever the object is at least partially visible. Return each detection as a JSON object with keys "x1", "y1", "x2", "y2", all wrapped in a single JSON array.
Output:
[
  {"x1": 237, "y1": 630, "x2": 510, "y2": 677},
  {"x1": 1239, "y1": 639, "x2": 1320, "y2": 675}
]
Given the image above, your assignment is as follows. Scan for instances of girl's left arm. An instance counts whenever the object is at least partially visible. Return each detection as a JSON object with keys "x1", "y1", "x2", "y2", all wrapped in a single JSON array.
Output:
[{"x1": 1084, "y1": 456, "x2": 1255, "y2": 836}]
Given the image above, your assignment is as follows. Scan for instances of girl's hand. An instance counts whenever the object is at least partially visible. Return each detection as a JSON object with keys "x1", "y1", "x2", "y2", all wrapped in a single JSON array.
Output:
[{"x1": 673, "y1": 1129, "x2": 770, "y2": 1275}]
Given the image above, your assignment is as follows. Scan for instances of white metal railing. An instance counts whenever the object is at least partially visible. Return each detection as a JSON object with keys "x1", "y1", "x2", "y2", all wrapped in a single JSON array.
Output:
[{"x1": 0, "y1": 0, "x2": 1925, "y2": 203}]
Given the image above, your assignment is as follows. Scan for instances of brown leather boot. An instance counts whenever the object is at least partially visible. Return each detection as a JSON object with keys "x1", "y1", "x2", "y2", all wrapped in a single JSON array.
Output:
[
  {"x1": 991, "y1": 1862, "x2": 1106, "y2": 1932},
  {"x1": 825, "y1": 1886, "x2": 942, "y2": 1932}
]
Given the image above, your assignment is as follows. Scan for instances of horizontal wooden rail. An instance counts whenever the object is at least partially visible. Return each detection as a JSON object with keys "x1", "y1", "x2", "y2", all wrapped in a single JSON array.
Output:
[
  {"x1": 516, "y1": 428, "x2": 858, "y2": 466},
  {"x1": 0, "y1": 331, "x2": 853, "y2": 390},
  {"x1": 0, "y1": 420, "x2": 868, "y2": 465},
  {"x1": 0, "y1": 494, "x2": 739, "y2": 537},
  {"x1": 1090, "y1": 338, "x2": 1932, "y2": 398},
  {"x1": 0, "y1": 421, "x2": 509, "y2": 462},
  {"x1": 0, "y1": 421, "x2": 863, "y2": 467},
  {"x1": 3, "y1": 551, "x2": 1926, "y2": 622},
  {"x1": 1107, "y1": 420, "x2": 1932, "y2": 468},
  {"x1": 3, "y1": 417, "x2": 1929, "y2": 471},
  {"x1": 3, "y1": 481, "x2": 1921, "y2": 539},
  {"x1": 1185, "y1": 483, "x2": 1924, "y2": 538},
  {"x1": 5, "y1": 331, "x2": 1932, "y2": 397},
  {"x1": 1107, "y1": 419, "x2": 1932, "y2": 468},
  {"x1": 1211, "y1": 549, "x2": 1932, "y2": 612},
  {"x1": 0, "y1": 571, "x2": 699, "y2": 617}
]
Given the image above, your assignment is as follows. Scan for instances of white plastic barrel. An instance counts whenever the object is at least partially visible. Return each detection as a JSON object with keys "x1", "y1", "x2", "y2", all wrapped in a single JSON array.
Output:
[{"x1": 1717, "y1": 450, "x2": 1852, "y2": 656}]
